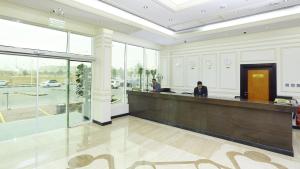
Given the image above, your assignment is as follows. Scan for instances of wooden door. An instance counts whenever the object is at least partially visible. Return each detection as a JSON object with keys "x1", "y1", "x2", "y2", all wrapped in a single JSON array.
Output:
[{"x1": 247, "y1": 69, "x2": 270, "y2": 101}]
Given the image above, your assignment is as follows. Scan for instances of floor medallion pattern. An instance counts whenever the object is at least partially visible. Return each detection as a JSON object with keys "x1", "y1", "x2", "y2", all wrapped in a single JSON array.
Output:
[
  {"x1": 1, "y1": 117, "x2": 299, "y2": 169},
  {"x1": 67, "y1": 151, "x2": 287, "y2": 169}
]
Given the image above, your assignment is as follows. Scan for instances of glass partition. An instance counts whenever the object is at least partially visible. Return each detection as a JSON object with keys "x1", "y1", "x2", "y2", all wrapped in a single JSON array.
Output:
[
  {"x1": 0, "y1": 54, "x2": 37, "y2": 140},
  {"x1": 126, "y1": 45, "x2": 144, "y2": 91},
  {"x1": 0, "y1": 19, "x2": 67, "y2": 52},
  {"x1": 37, "y1": 58, "x2": 68, "y2": 131},
  {"x1": 0, "y1": 54, "x2": 92, "y2": 141},
  {"x1": 0, "y1": 18, "x2": 93, "y2": 141},
  {"x1": 111, "y1": 42, "x2": 125, "y2": 104},
  {"x1": 144, "y1": 49, "x2": 159, "y2": 91},
  {"x1": 111, "y1": 41, "x2": 160, "y2": 103},
  {"x1": 69, "y1": 33, "x2": 92, "y2": 55},
  {"x1": 68, "y1": 61, "x2": 92, "y2": 127}
]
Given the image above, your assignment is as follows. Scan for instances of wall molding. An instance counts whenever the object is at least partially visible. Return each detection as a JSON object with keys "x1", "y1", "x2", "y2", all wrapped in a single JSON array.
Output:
[{"x1": 162, "y1": 28, "x2": 300, "y2": 98}]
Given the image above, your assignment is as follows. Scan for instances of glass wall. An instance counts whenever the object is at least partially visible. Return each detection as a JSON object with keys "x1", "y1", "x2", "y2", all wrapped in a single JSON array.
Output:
[
  {"x1": 111, "y1": 42, "x2": 125, "y2": 104},
  {"x1": 126, "y1": 45, "x2": 144, "y2": 91},
  {"x1": 0, "y1": 18, "x2": 93, "y2": 141},
  {"x1": 0, "y1": 54, "x2": 37, "y2": 139},
  {"x1": 144, "y1": 49, "x2": 159, "y2": 91},
  {"x1": 69, "y1": 61, "x2": 92, "y2": 127},
  {"x1": 111, "y1": 42, "x2": 160, "y2": 104},
  {"x1": 0, "y1": 55, "x2": 92, "y2": 140},
  {"x1": 69, "y1": 33, "x2": 92, "y2": 55},
  {"x1": 0, "y1": 19, "x2": 67, "y2": 52},
  {"x1": 37, "y1": 58, "x2": 68, "y2": 132},
  {"x1": 0, "y1": 19, "x2": 92, "y2": 55}
]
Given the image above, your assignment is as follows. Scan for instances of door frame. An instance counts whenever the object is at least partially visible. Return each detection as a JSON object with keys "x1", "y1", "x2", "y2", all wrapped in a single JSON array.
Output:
[{"x1": 240, "y1": 63, "x2": 277, "y2": 101}]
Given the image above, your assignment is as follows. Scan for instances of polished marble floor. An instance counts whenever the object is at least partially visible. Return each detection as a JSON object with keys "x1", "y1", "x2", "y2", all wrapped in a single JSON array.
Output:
[{"x1": 0, "y1": 116, "x2": 300, "y2": 169}]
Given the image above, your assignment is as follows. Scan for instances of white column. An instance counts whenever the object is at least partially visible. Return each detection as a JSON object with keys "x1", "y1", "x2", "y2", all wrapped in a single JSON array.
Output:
[{"x1": 92, "y1": 28, "x2": 113, "y2": 125}]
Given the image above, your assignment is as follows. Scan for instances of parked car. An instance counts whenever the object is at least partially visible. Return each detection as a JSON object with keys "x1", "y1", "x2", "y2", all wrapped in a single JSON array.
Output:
[
  {"x1": 0, "y1": 80, "x2": 8, "y2": 86},
  {"x1": 41, "y1": 80, "x2": 61, "y2": 87},
  {"x1": 111, "y1": 80, "x2": 120, "y2": 89}
]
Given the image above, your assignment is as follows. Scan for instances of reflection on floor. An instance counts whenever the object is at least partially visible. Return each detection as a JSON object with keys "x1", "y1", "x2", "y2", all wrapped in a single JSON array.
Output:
[
  {"x1": 0, "y1": 116, "x2": 300, "y2": 169},
  {"x1": 0, "y1": 112, "x2": 86, "y2": 141}
]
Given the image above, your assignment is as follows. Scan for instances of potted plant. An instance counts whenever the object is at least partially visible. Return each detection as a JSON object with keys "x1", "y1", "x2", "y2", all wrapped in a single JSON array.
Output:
[
  {"x1": 150, "y1": 69, "x2": 157, "y2": 80},
  {"x1": 75, "y1": 64, "x2": 92, "y2": 119},
  {"x1": 137, "y1": 67, "x2": 144, "y2": 90},
  {"x1": 145, "y1": 70, "x2": 150, "y2": 91}
]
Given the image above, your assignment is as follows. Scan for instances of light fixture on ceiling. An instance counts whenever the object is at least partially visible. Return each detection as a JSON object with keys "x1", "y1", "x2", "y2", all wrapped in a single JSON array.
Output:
[
  {"x1": 73, "y1": 0, "x2": 174, "y2": 35},
  {"x1": 48, "y1": 18, "x2": 65, "y2": 28},
  {"x1": 155, "y1": 0, "x2": 212, "y2": 11},
  {"x1": 199, "y1": 5, "x2": 300, "y2": 32},
  {"x1": 220, "y1": 4, "x2": 227, "y2": 9},
  {"x1": 68, "y1": 0, "x2": 299, "y2": 35},
  {"x1": 51, "y1": 8, "x2": 64, "y2": 16}
]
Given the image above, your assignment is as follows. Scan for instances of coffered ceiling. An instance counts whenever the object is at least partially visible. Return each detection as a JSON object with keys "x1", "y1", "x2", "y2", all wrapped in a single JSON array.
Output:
[
  {"x1": 4, "y1": 0, "x2": 300, "y2": 45},
  {"x1": 101, "y1": 0, "x2": 300, "y2": 31}
]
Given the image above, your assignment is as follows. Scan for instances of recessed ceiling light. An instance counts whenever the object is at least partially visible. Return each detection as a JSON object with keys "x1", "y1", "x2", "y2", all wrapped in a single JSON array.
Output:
[
  {"x1": 270, "y1": 2, "x2": 280, "y2": 6},
  {"x1": 73, "y1": 0, "x2": 175, "y2": 35},
  {"x1": 156, "y1": 0, "x2": 212, "y2": 11},
  {"x1": 220, "y1": 4, "x2": 227, "y2": 9},
  {"x1": 199, "y1": 5, "x2": 300, "y2": 32},
  {"x1": 48, "y1": 18, "x2": 65, "y2": 28},
  {"x1": 51, "y1": 8, "x2": 64, "y2": 16}
]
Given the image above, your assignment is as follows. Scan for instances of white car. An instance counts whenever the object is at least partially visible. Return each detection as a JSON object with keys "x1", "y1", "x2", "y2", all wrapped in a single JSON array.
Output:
[
  {"x1": 41, "y1": 80, "x2": 61, "y2": 87},
  {"x1": 111, "y1": 80, "x2": 120, "y2": 89},
  {"x1": 0, "y1": 80, "x2": 8, "y2": 86}
]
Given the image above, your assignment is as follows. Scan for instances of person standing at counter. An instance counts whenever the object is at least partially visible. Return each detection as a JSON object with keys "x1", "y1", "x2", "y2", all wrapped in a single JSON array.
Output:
[
  {"x1": 152, "y1": 79, "x2": 161, "y2": 92},
  {"x1": 194, "y1": 81, "x2": 208, "y2": 97}
]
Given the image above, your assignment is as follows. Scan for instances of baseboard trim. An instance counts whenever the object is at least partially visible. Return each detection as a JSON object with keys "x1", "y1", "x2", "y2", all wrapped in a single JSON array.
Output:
[
  {"x1": 93, "y1": 120, "x2": 112, "y2": 126},
  {"x1": 112, "y1": 113, "x2": 130, "y2": 119}
]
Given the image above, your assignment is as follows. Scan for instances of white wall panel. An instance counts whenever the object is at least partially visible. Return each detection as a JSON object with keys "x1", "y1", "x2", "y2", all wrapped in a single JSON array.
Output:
[
  {"x1": 184, "y1": 56, "x2": 199, "y2": 87},
  {"x1": 240, "y1": 49, "x2": 276, "y2": 62},
  {"x1": 281, "y1": 47, "x2": 300, "y2": 93},
  {"x1": 163, "y1": 28, "x2": 300, "y2": 98},
  {"x1": 202, "y1": 54, "x2": 217, "y2": 88},
  {"x1": 219, "y1": 52, "x2": 237, "y2": 90},
  {"x1": 171, "y1": 57, "x2": 184, "y2": 87},
  {"x1": 160, "y1": 57, "x2": 169, "y2": 87}
]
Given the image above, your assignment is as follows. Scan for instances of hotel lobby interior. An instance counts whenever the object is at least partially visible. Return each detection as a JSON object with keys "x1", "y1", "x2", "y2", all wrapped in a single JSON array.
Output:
[{"x1": 0, "y1": 0, "x2": 300, "y2": 169}]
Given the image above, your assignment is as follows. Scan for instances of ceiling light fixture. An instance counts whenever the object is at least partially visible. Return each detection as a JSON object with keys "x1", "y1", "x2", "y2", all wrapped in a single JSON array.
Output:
[
  {"x1": 73, "y1": 0, "x2": 175, "y2": 35},
  {"x1": 199, "y1": 5, "x2": 300, "y2": 32},
  {"x1": 156, "y1": 0, "x2": 211, "y2": 11}
]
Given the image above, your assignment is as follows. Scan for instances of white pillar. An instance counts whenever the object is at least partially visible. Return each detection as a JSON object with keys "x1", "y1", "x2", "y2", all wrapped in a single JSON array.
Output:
[{"x1": 92, "y1": 28, "x2": 113, "y2": 125}]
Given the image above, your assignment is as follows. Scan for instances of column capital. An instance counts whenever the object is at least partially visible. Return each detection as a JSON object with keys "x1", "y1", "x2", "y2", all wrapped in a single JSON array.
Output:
[{"x1": 96, "y1": 28, "x2": 114, "y2": 36}]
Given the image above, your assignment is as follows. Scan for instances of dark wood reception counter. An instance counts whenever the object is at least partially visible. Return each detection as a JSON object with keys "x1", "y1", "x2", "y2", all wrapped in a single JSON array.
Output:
[{"x1": 128, "y1": 91, "x2": 295, "y2": 156}]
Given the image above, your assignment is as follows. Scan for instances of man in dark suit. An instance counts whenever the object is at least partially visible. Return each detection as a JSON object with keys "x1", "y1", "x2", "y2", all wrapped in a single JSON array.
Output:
[
  {"x1": 194, "y1": 81, "x2": 208, "y2": 97},
  {"x1": 152, "y1": 79, "x2": 161, "y2": 92}
]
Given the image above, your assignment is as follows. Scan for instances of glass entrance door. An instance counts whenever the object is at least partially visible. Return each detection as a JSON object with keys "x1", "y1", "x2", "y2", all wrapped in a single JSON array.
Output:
[
  {"x1": 0, "y1": 53, "x2": 92, "y2": 141},
  {"x1": 68, "y1": 61, "x2": 92, "y2": 127},
  {"x1": 37, "y1": 58, "x2": 68, "y2": 131},
  {"x1": 0, "y1": 54, "x2": 37, "y2": 140}
]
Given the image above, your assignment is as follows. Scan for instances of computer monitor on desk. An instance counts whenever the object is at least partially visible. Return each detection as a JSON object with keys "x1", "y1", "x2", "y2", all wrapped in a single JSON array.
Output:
[{"x1": 160, "y1": 88, "x2": 172, "y2": 92}]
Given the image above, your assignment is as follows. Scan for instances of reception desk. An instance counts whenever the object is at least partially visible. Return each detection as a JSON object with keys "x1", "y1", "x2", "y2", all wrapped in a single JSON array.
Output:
[{"x1": 128, "y1": 91, "x2": 295, "y2": 156}]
